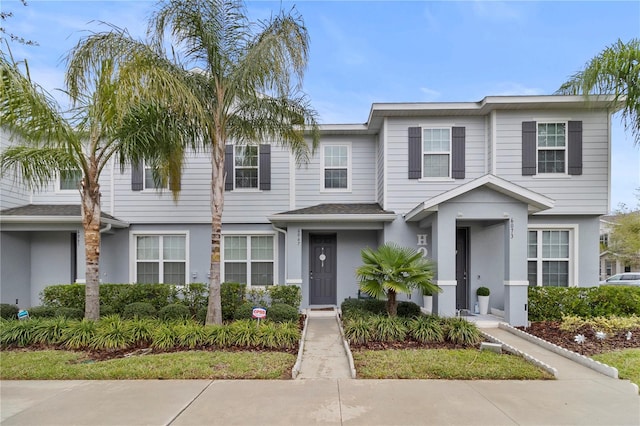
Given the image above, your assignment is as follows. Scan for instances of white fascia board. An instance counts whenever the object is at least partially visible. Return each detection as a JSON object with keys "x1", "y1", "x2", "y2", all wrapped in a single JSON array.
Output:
[
  {"x1": 268, "y1": 213, "x2": 397, "y2": 223},
  {"x1": 404, "y1": 174, "x2": 554, "y2": 222},
  {"x1": 0, "y1": 215, "x2": 129, "y2": 228}
]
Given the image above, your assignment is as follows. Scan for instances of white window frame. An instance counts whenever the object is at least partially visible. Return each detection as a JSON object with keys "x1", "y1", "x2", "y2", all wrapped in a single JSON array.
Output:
[
  {"x1": 57, "y1": 169, "x2": 83, "y2": 192},
  {"x1": 420, "y1": 127, "x2": 452, "y2": 180},
  {"x1": 320, "y1": 142, "x2": 351, "y2": 192},
  {"x1": 536, "y1": 121, "x2": 568, "y2": 175},
  {"x1": 220, "y1": 231, "x2": 278, "y2": 287},
  {"x1": 129, "y1": 231, "x2": 189, "y2": 284},
  {"x1": 143, "y1": 161, "x2": 167, "y2": 191},
  {"x1": 527, "y1": 224, "x2": 578, "y2": 287},
  {"x1": 233, "y1": 144, "x2": 260, "y2": 191}
]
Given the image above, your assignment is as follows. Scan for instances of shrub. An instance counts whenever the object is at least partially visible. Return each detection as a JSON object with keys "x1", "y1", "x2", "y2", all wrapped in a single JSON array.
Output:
[
  {"x1": 41, "y1": 284, "x2": 85, "y2": 309},
  {"x1": 268, "y1": 285, "x2": 302, "y2": 309},
  {"x1": 443, "y1": 317, "x2": 481, "y2": 345},
  {"x1": 158, "y1": 304, "x2": 191, "y2": 321},
  {"x1": 408, "y1": 316, "x2": 444, "y2": 343},
  {"x1": 528, "y1": 286, "x2": 640, "y2": 321},
  {"x1": 221, "y1": 282, "x2": 246, "y2": 321},
  {"x1": 91, "y1": 315, "x2": 133, "y2": 350},
  {"x1": 0, "y1": 304, "x2": 19, "y2": 320},
  {"x1": 55, "y1": 307, "x2": 84, "y2": 320},
  {"x1": 100, "y1": 305, "x2": 116, "y2": 317},
  {"x1": 396, "y1": 301, "x2": 421, "y2": 318},
  {"x1": 178, "y1": 283, "x2": 208, "y2": 315},
  {"x1": 27, "y1": 306, "x2": 57, "y2": 318},
  {"x1": 234, "y1": 303, "x2": 255, "y2": 321},
  {"x1": 246, "y1": 287, "x2": 268, "y2": 307},
  {"x1": 476, "y1": 287, "x2": 490, "y2": 296},
  {"x1": 266, "y1": 303, "x2": 299, "y2": 323},
  {"x1": 362, "y1": 299, "x2": 387, "y2": 315},
  {"x1": 122, "y1": 302, "x2": 157, "y2": 319}
]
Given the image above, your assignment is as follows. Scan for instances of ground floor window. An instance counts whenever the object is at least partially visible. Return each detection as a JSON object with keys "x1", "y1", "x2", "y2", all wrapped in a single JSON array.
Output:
[
  {"x1": 527, "y1": 229, "x2": 571, "y2": 287},
  {"x1": 134, "y1": 234, "x2": 187, "y2": 284},
  {"x1": 222, "y1": 234, "x2": 274, "y2": 286}
]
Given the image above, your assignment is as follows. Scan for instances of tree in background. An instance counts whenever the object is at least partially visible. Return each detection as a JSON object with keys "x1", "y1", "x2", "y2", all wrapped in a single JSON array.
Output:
[
  {"x1": 0, "y1": 0, "x2": 38, "y2": 46},
  {"x1": 69, "y1": 0, "x2": 319, "y2": 324},
  {"x1": 557, "y1": 38, "x2": 640, "y2": 145},
  {"x1": 356, "y1": 243, "x2": 438, "y2": 317}
]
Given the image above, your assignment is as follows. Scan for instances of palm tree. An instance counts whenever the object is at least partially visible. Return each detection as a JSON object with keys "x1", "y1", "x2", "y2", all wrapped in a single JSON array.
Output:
[
  {"x1": 356, "y1": 243, "x2": 438, "y2": 317},
  {"x1": 0, "y1": 48, "x2": 186, "y2": 320},
  {"x1": 557, "y1": 38, "x2": 640, "y2": 145},
  {"x1": 68, "y1": 0, "x2": 319, "y2": 324}
]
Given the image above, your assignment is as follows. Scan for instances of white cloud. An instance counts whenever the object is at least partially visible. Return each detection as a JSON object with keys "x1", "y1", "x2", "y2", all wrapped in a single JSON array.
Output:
[{"x1": 419, "y1": 87, "x2": 441, "y2": 101}]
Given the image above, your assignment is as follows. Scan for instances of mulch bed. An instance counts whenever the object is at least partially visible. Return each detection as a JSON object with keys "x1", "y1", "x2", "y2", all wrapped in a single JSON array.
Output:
[{"x1": 517, "y1": 321, "x2": 640, "y2": 357}]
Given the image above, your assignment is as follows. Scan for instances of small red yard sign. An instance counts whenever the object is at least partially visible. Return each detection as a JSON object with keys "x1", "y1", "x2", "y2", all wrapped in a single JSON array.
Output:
[{"x1": 252, "y1": 307, "x2": 267, "y2": 319}]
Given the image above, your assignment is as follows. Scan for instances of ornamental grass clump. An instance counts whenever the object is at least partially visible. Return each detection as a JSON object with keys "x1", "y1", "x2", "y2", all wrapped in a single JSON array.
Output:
[
  {"x1": 0, "y1": 318, "x2": 39, "y2": 347},
  {"x1": 370, "y1": 316, "x2": 408, "y2": 342},
  {"x1": 91, "y1": 315, "x2": 134, "y2": 350},
  {"x1": 151, "y1": 323, "x2": 177, "y2": 350},
  {"x1": 32, "y1": 317, "x2": 70, "y2": 345},
  {"x1": 62, "y1": 319, "x2": 97, "y2": 349},
  {"x1": 443, "y1": 317, "x2": 482, "y2": 345},
  {"x1": 343, "y1": 318, "x2": 373, "y2": 345},
  {"x1": 408, "y1": 316, "x2": 444, "y2": 343},
  {"x1": 173, "y1": 321, "x2": 208, "y2": 349},
  {"x1": 229, "y1": 320, "x2": 259, "y2": 347}
]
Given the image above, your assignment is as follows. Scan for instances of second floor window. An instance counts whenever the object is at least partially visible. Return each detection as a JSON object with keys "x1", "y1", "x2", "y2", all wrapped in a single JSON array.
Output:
[
  {"x1": 144, "y1": 163, "x2": 167, "y2": 190},
  {"x1": 422, "y1": 128, "x2": 451, "y2": 178},
  {"x1": 234, "y1": 145, "x2": 259, "y2": 189},
  {"x1": 59, "y1": 169, "x2": 82, "y2": 191},
  {"x1": 537, "y1": 123, "x2": 566, "y2": 174},
  {"x1": 322, "y1": 144, "x2": 350, "y2": 190}
]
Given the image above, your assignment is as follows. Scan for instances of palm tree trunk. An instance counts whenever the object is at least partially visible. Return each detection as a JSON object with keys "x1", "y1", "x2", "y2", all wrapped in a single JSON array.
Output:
[
  {"x1": 387, "y1": 290, "x2": 398, "y2": 317},
  {"x1": 206, "y1": 142, "x2": 225, "y2": 325},
  {"x1": 81, "y1": 175, "x2": 101, "y2": 321}
]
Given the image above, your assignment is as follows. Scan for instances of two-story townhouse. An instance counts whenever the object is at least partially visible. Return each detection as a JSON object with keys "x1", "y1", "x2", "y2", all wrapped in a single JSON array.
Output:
[{"x1": 0, "y1": 95, "x2": 617, "y2": 326}]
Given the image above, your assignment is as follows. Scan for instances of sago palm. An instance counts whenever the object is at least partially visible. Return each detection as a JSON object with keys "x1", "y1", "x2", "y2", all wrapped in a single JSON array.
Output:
[
  {"x1": 0, "y1": 47, "x2": 187, "y2": 320},
  {"x1": 69, "y1": 0, "x2": 319, "y2": 324},
  {"x1": 356, "y1": 243, "x2": 438, "y2": 317}
]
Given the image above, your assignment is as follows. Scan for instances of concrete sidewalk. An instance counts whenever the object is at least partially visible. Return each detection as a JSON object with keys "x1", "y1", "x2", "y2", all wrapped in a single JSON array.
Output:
[{"x1": 2, "y1": 378, "x2": 638, "y2": 425}]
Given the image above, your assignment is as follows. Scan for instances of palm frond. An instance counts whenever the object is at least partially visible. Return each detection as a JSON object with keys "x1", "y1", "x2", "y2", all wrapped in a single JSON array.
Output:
[
  {"x1": 557, "y1": 38, "x2": 640, "y2": 144},
  {"x1": 0, "y1": 146, "x2": 79, "y2": 190}
]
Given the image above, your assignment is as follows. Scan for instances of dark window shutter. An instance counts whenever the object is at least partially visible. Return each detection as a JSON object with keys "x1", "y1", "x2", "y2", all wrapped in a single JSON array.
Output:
[
  {"x1": 225, "y1": 145, "x2": 234, "y2": 191},
  {"x1": 568, "y1": 121, "x2": 583, "y2": 175},
  {"x1": 451, "y1": 127, "x2": 465, "y2": 179},
  {"x1": 522, "y1": 121, "x2": 537, "y2": 176},
  {"x1": 259, "y1": 144, "x2": 271, "y2": 190},
  {"x1": 408, "y1": 127, "x2": 422, "y2": 179},
  {"x1": 131, "y1": 161, "x2": 143, "y2": 191}
]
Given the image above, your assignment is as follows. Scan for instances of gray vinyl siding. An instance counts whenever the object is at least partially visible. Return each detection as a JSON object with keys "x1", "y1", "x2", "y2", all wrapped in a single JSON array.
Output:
[
  {"x1": 385, "y1": 116, "x2": 487, "y2": 212},
  {"x1": 111, "y1": 145, "x2": 291, "y2": 224},
  {"x1": 0, "y1": 131, "x2": 30, "y2": 209},
  {"x1": 295, "y1": 135, "x2": 377, "y2": 208},
  {"x1": 0, "y1": 231, "x2": 31, "y2": 307},
  {"x1": 377, "y1": 128, "x2": 385, "y2": 206},
  {"x1": 494, "y1": 110, "x2": 609, "y2": 215}
]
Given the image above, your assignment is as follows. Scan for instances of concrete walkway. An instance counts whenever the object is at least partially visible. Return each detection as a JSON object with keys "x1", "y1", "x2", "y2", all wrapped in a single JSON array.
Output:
[{"x1": 296, "y1": 309, "x2": 352, "y2": 379}]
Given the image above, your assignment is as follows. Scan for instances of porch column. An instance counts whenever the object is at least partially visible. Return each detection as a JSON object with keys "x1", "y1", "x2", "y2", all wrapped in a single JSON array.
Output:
[
  {"x1": 433, "y1": 214, "x2": 457, "y2": 317},
  {"x1": 503, "y1": 213, "x2": 529, "y2": 326},
  {"x1": 285, "y1": 225, "x2": 303, "y2": 287}
]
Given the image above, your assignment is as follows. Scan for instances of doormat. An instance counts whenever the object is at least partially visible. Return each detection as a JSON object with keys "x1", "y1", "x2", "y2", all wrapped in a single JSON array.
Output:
[{"x1": 310, "y1": 307, "x2": 335, "y2": 311}]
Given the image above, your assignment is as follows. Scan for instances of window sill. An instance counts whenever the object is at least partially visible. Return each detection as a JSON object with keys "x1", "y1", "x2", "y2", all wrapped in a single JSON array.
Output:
[
  {"x1": 531, "y1": 174, "x2": 571, "y2": 179},
  {"x1": 320, "y1": 189, "x2": 352, "y2": 193},
  {"x1": 418, "y1": 177, "x2": 455, "y2": 182},
  {"x1": 230, "y1": 189, "x2": 263, "y2": 192}
]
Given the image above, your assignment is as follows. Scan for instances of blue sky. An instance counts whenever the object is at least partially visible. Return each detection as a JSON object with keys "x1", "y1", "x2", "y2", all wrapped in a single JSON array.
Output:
[{"x1": 3, "y1": 0, "x2": 640, "y2": 211}]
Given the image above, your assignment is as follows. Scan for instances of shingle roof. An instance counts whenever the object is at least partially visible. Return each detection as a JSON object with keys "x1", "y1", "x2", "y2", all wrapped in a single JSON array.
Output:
[
  {"x1": 274, "y1": 203, "x2": 394, "y2": 215},
  {"x1": 0, "y1": 204, "x2": 119, "y2": 221}
]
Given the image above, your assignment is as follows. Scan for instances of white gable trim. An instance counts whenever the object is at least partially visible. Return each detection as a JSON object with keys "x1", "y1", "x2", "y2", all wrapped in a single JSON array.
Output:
[{"x1": 404, "y1": 174, "x2": 554, "y2": 222}]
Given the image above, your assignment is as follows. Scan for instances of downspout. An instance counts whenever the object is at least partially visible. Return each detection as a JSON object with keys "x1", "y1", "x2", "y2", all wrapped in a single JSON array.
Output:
[
  {"x1": 100, "y1": 224, "x2": 112, "y2": 234},
  {"x1": 272, "y1": 224, "x2": 287, "y2": 285}
]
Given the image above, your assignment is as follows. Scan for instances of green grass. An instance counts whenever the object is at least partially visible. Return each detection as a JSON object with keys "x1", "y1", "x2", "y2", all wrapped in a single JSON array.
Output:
[
  {"x1": 0, "y1": 350, "x2": 295, "y2": 380},
  {"x1": 592, "y1": 349, "x2": 640, "y2": 391},
  {"x1": 353, "y1": 349, "x2": 554, "y2": 380}
]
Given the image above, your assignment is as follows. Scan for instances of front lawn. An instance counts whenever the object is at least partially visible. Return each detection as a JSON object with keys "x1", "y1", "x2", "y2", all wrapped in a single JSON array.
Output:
[
  {"x1": 592, "y1": 349, "x2": 640, "y2": 391},
  {"x1": 0, "y1": 349, "x2": 295, "y2": 380},
  {"x1": 353, "y1": 349, "x2": 554, "y2": 380}
]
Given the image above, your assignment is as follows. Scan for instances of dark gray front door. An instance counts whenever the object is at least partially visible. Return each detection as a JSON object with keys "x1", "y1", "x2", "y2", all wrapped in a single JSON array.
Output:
[
  {"x1": 309, "y1": 234, "x2": 337, "y2": 305},
  {"x1": 456, "y1": 228, "x2": 469, "y2": 310}
]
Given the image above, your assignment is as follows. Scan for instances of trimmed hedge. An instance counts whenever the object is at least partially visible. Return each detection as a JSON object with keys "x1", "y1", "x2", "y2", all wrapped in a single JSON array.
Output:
[
  {"x1": 340, "y1": 298, "x2": 419, "y2": 319},
  {"x1": 268, "y1": 286, "x2": 302, "y2": 310},
  {"x1": 528, "y1": 286, "x2": 640, "y2": 321},
  {"x1": 397, "y1": 301, "x2": 421, "y2": 318},
  {"x1": 0, "y1": 304, "x2": 19, "y2": 320},
  {"x1": 158, "y1": 304, "x2": 191, "y2": 321},
  {"x1": 266, "y1": 303, "x2": 299, "y2": 322},
  {"x1": 220, "y1": 282, "x2": 246, "y2": 321},
  {"x1": 122, "y1": 302, "x2": 156, "y2": 319}
]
